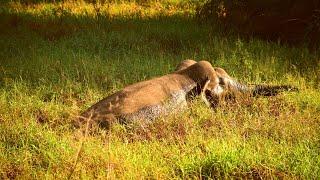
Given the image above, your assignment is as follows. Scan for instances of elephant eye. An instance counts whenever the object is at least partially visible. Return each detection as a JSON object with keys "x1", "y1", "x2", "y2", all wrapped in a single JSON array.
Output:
[
  {"x1": 205, "y1": 89, "x2": 212, "y2": 97},
  {"x1": 219, "y1": 77, "x2": 226, "y2": 86}
]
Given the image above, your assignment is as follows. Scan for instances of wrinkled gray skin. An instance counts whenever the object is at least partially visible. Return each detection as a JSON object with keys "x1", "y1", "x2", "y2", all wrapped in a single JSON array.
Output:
[
  {"x1": 209, "y1": 66, "x2": 298, "y2": 103},
  {"x1": 177, "y1": 60, "x2": 298, "y2": 107},
  {"x1": 77, "y1": 60, "x2": 297, "y2": 129},
  {"x1": 78, "y1": 60, "x2": 218, "y2": 129}
]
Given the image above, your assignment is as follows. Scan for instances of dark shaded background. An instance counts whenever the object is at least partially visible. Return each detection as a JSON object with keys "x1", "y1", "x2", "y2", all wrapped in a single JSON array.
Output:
[{"x1": 197, "y1": 0, "x2": 320, "y2": 48}]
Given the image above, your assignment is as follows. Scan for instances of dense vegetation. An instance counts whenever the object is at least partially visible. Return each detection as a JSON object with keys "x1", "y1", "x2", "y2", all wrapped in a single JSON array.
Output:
[
  {"x1": 0, "y1": 0, "x2": 319, "y2": 179},
  {"x1": 198, "y1": 0, "x2": 320, "y2": 46}
]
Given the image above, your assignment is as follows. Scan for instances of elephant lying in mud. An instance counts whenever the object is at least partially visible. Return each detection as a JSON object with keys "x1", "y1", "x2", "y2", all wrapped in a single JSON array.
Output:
[{"x1": 77, "y1": 60, "x2": 297, "y2": 129}]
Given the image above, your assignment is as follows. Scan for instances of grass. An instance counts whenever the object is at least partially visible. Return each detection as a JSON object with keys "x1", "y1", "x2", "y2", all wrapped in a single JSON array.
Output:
[{"x1": 0, "y1": 0, "x2": 320, "y2": 179}]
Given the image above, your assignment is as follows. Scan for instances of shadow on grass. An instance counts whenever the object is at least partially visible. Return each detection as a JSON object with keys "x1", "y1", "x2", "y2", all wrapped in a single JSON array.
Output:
[
  {"x1": 0, "y1": 6, "x2": 213, "y2": 88},
  {"x1": 0, "y1": 5, "x2": 207, "y2": 52},
  {"x1": 0, "y1": 2, "x2": 319, "y2": 90}
]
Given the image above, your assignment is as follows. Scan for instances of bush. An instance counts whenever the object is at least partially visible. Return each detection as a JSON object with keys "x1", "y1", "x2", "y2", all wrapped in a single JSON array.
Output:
[{"x1": 197, "y1": 0, "x2": 320, "y2": 46}]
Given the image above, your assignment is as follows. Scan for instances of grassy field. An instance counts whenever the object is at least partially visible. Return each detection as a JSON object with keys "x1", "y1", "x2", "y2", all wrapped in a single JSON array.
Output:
[{"x1": 0, "y1": 1, "x2": 320, "y2": 179}]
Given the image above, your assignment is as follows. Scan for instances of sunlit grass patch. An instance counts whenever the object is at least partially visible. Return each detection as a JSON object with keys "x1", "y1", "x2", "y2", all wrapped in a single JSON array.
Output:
[{"x1": 2, "y1": 0, "x2": 198, "y2": 19}]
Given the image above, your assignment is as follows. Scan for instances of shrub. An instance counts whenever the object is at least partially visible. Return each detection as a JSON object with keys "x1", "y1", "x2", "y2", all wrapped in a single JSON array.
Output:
[{"x1": 197, "y1": 0, "x2": 320, "y2": 46}]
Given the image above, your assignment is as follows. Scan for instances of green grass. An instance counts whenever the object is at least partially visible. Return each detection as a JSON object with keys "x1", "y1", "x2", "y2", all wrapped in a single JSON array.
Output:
[{"x1": 0, "y1": 1, "x2": 320, "y2": 179}]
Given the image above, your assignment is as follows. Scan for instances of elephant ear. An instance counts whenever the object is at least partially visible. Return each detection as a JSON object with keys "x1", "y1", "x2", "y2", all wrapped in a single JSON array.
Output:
[
  {"x1": 203, "y1": 78, "x2": 226, "y2": 109},
  {"x1": 200, "y1": 79, "x2": 212, "y2": 107}
]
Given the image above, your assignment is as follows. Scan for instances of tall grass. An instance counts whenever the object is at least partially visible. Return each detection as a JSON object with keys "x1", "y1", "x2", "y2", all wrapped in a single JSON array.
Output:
[{"x1": 0, "y1": 1, "x2": 319, "y2": 179}]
